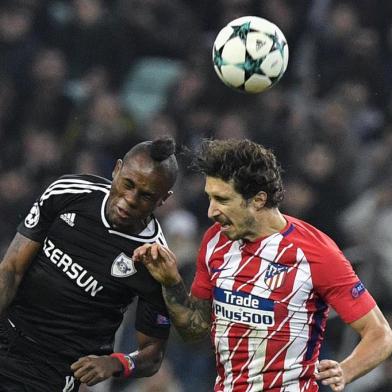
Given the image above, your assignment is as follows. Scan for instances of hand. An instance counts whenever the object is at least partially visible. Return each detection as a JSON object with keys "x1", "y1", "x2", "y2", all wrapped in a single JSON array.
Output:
[
  {"x1": 133, "y1": 243, "x2": 181, "y2": 286},
  {"x1": 71, "y1": 355, "x2": 122, "y2": 386},
  {"x1": 315, "y1": 359, "x2": 346, "y2": 391}
]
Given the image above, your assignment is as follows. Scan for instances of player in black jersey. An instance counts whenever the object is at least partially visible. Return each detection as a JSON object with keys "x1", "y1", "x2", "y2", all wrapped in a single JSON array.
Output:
[{"x1": 0, "y1": 137, "x2": 178, "y2": 392}]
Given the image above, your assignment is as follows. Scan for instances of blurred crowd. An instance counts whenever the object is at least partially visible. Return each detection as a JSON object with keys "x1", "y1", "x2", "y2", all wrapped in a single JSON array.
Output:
[{"x1": 1, "y1": 0, "x2": 392, "y2": 391}]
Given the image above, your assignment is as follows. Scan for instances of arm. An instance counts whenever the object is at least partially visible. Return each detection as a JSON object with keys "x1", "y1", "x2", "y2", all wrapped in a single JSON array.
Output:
[
  {"x1": 316, "y1": 306, "x2": 392, "y2": 391},
  {"x1": 71, "y1": 331, "x2": 167, "y2": 386},
  {"x1": 133, "y1": 243, "x2": 212, "y2": 341},
  {"x1": 0, "y1": 233, "x2": 41, "y2": 315}
]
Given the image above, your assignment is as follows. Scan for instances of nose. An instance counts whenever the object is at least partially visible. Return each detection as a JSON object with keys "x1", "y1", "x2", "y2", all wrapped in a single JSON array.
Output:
[
  {"x1": 208, "y1": 200, "x2": 220, "y2": 219},
  {"x1": 123, "y1": 189, "x2": 138, "y2": 208}
]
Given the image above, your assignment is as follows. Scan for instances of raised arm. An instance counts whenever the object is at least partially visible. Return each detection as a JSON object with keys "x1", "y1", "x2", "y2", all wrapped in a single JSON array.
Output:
[
  {"x1": 0, "y1": 233, "x2": 41, "y2": 315},
  {"x1": 133, "y1": 243, "x2": 211, "y2": 341},
  {"x1": 316, "y1": 306, "x2": 392, "y2": 391},
  {"x1": 71, "y1": 331, "x2": 167, "y2": 385}
]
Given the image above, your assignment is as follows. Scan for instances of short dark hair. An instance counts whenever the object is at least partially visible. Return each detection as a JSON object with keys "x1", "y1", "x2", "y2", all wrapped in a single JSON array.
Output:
[
  {"x1": 124, "y1": 136, "x2": 178, "y2": 187},
  {"x1": 194, "y1": 139, "x2": 284, "y2": 207}
]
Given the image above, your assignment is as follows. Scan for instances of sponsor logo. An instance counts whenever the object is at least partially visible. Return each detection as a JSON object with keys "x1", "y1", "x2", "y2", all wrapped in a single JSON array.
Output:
[
  {"x1": 264, "y1": 262, "x2": 289, "y2": 290},
  {"x1": 213, "y1": 287, "x2": 275, "y2": 327},
  {"x1": 24, "y1": 202, "x2": 40, "y2": 228},
  {"x1": 43, "y1": 238, "x2": 103, "y2": 297},
  {"x1": 60, "y1": 212, "x2": 76, "y2": 227},
  {"x1": 111, "y1": 253, "x2": 136, "y2": 278},
  {"x1": 351, "y1": 281, "x2": 365, "y2": 298}
]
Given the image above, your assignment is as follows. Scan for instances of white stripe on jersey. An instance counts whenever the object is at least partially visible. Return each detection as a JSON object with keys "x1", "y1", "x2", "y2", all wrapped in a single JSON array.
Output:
[
  {"x1": 45, "y1": 178, "x2": 110, "y2": 192},
  {"x1": 245, "y1": 234, "x2": 283, "y2": 392},
  {"x1": 281, "y1": 248, "x2": 313, "y2": 390},
  {"x1": 40, "y1": 179, "x2": 110, "y2": 204},
  {"x1": 236, "y1": 239, "x2": 271, "y2": 292},
  {"x1": 214, "y1": 241, "x2": 243, "y2": 392},
  {"x1": 205, "y1": 231, "x2": 224, "y2": 275},
  {"x1": 215, "y1": 241, "x2": 243, "y2": 290}
]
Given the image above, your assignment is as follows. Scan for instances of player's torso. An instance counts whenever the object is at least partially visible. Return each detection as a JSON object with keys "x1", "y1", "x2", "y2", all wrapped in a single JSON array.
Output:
[
  {"x1": 208, "y1": 225, "x2": 322, "y2": 392},
  {"x1": 11, "y1": 177, "x2": 165, "y2": 356}
]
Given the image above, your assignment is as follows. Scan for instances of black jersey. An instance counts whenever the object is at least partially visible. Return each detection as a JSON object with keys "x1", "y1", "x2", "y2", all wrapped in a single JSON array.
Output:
[{"x1": 13, "y1": 174, "x2": 170, "y2": 361}]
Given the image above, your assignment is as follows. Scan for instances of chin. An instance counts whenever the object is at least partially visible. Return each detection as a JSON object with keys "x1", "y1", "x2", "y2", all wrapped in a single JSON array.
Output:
[{"x1": 223, "y1": 231, "x2": 240, "y2": 241}]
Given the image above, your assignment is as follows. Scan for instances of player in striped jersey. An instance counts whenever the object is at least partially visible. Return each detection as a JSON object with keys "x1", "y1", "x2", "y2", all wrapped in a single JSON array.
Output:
[
  {"x1": 0, "y1": 137, "x2": 178, "y2": 391},
  {"x1": 134, "y1": 139, "x2": 392, "y2": 392}
]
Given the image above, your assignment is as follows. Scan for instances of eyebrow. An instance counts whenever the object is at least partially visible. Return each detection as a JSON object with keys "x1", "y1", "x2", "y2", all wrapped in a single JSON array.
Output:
[{"x1": 123, "y1": 178, "x2": 157, "y2": 197}]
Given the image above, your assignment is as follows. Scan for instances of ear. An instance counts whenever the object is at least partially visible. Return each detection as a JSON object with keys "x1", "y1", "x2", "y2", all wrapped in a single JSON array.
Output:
[
  {"x1": 158, "y1": 190, "x2": 173, "y2": 206},
  {"x1": 252, "y1": 191, "x2": 267, "y2": 211},
  {"x1": 112, "y1": 159, "x2": 123, "y2": 179}
]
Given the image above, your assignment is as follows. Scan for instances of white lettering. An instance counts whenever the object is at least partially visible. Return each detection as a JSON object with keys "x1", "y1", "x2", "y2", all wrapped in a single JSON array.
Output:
[
  {"x1": 58, "y1": 254, "x2": 73, "y2": 272},
  {"x1": 86, "y1": 280, "x2": 104, "y2": 297},
  {"x1": 213, "y1": 300, "x2": 275, "y2": 327},
  {"x1": 50, "y1": 248, "x2": 63, "y2": 264},
  {"x1": 43, "y1": 239, "x2": 104, "y2": 297},
  {"x1": 223, "y1": 290, "x2": 260, "y2": 309},
  {"x1": 76, "y1": 271, "x2": 92, "y2": 287},
  {"x1": 66, "y1": 262, "x2": 83, "y2": 280},
  {"x1": 43, "y1": 238, "x2": 55, "y2": 257}
]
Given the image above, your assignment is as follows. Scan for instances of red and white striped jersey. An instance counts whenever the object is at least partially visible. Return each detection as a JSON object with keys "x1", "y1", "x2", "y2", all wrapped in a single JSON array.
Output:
[{"x1": 191, "y1": 215, "x2": 376, "y2": 392}]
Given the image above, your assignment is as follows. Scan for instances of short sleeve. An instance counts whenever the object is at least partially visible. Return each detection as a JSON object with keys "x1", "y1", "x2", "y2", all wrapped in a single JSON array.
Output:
[
  {"x1": 135, "y1": 296, "x2": 171, "y2": 339},
  {"x1": 17, "y1": 175, "x2": 85, "y2": 243},
  {"x1": 311, "y1": 248, "x2": 376, "y2": 324},
  {"x1": 17, "y1": 183, "x2": 60, "y2": 242}
]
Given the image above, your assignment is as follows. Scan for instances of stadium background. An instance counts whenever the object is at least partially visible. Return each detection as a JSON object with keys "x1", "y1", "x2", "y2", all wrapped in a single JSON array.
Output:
[{"x1": 0, "y1": 0, "x2": 391, "y2": 391}]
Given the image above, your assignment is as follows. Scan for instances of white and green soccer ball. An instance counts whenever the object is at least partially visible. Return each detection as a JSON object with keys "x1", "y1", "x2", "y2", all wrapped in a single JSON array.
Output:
[{"x1": 212, "y1": 16, "x2": 289, "y2": 93}]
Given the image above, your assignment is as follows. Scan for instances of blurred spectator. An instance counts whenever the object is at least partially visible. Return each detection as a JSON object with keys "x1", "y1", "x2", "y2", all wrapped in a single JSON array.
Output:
[
  {"x1": 131, "y1": 360, "x2": 184, "y2": 392},
  {"x1": 18, "y1": 47, "x2": 74, "y2": 133},
  {"x1": 1, "y1": 2, "x2": 392, "y2": 391}
]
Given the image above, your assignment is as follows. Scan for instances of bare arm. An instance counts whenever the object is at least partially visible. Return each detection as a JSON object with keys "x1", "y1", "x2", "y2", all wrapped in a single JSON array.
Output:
[
  {"x1": 316, "y1": 306, "x2": 392, "y2": 391},
  {"x1": 71, "y1": 331, "x2": 167, "y2": 386},
  {"x1": 0, "y1": 233, "x2": 41, "y2": 316},
  {"x1": 163, "y1": 282, "x2": 211, "y2": 341},
  {"x1": 133, "y1": 243, "x2": 211, "y2": 341}
]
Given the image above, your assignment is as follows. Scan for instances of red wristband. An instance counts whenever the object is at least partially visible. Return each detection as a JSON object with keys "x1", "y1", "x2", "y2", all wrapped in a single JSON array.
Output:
[{"x1": 110, "y1": 353, "x2": 136, "y2": 378}]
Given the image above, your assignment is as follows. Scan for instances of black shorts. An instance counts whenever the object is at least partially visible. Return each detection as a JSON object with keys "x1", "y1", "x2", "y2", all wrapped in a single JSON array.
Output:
[{"x1": 0, "y1": 318, "x2": 80, "y2": 392}]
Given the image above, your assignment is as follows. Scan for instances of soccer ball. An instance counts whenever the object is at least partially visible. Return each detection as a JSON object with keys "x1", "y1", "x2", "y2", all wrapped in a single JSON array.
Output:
[{"x1": 212, "y1": 16, "x2": 289, "y2": 93}]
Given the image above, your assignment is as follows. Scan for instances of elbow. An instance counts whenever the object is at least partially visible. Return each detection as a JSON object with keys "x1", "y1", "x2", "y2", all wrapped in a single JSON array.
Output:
[
  {"x1": 374, "y1": 322, "x2": 392, "y2": 360},
  {"x1": 145, "y1": 353, "x2": 164, "y2": 377},
  {"x1": 384, "y1": 326, "x2": 392, "y2": 358}
]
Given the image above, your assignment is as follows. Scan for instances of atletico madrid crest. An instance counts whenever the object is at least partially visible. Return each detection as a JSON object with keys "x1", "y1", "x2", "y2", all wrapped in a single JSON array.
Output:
[{"x1": 264, "y1": 262, "x2": 289, "y2": 290}]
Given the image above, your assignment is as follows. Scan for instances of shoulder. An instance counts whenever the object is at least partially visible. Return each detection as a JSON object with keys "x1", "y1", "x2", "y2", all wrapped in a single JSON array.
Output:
[
  {"x1": 56, "y1": 173, "x2": 111, "y2": 187},
  {"x1": 43, "y1": 174, "x2": 111, "y2": 192},
  {"x1": 201, "y1": 223, "x2": 222, "y2": 244},
  {"x1": 38, "y1": 174, "x2": 111, "y2": 206},
  {"x1": 284, "y1": 215, "x2": 342, "y2": 257}
]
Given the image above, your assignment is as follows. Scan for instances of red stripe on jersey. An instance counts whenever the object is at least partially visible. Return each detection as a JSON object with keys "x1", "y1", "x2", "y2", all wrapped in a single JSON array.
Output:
[{"x1": 192, "y1": 216, "x2": 376, "y2": 392}]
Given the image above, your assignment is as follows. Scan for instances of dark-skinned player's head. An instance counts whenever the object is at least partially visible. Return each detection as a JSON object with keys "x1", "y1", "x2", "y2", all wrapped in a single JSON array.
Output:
[{"x1": 107, "y1": 137, "x2": 178, "y2": 233}]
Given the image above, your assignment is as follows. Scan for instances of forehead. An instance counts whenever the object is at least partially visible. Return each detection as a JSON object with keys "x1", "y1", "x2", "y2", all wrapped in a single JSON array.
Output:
[
  {"x1": 121, "y1": 155, "x2": 166, "y2": 192},
  {"x1": 205, "y1": 176, "x2": 239, "y2": 198}
]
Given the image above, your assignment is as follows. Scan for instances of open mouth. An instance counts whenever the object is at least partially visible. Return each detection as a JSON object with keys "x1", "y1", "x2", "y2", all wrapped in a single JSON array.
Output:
[
  {"x1": 116, "y1": 206, "x2": 131, "y2": 219},
  {"x1": 220, "y1": 222, "x2": 232, "y2": 231}
]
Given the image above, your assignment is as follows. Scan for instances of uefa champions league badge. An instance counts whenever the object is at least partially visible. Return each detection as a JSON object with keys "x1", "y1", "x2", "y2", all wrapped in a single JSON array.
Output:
[
  {"x1": 156, "y1": 314, "x2": 170, "y2": 325},
  {"x1": 111, "y1": 253, "x2": 136, "y2": 278},
  {"x1": 351, "y1": 281, "x2": 365, "y2": 298},
  {"x1": 24, "y1": 202, "x2": 40, "y2": 228}
]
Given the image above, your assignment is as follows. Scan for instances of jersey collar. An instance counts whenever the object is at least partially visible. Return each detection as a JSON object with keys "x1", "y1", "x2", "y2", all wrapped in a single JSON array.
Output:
[{"x1": 100, "y1": 192, "x2": 161, "y2": 242}]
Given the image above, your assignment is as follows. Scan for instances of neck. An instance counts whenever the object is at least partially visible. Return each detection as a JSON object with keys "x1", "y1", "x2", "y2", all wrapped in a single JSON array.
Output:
[{"x1": 247, "y1": 208, "x2": 287, "y2": 241}]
